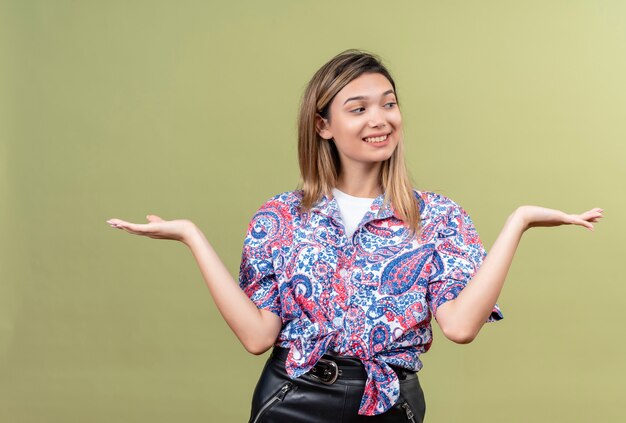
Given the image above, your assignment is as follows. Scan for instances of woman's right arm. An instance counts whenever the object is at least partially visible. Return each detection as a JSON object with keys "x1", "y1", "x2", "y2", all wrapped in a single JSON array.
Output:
[
  {"x1": 106, "y1": 215, "x2": 282, "y2": 355},
  {"x1": 184, "y1": 224, "x2": 282, "y2": 354}
]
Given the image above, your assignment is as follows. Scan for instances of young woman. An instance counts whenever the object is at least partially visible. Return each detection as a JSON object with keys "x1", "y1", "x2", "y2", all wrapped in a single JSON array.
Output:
[{"x1": 107, "y1": 50, "x2": 603, "y2": 422}]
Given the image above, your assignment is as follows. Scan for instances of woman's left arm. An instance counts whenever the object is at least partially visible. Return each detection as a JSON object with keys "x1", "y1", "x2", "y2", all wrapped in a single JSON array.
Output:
[{"x1": 435, "y1": 206, "x2": 604, "y2": 344}]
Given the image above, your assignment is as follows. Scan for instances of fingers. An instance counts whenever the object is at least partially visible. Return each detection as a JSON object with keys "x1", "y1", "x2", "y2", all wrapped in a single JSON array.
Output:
[
  {"x1": 578, "y1": 219, "x2": 594, "y2": 231},
  {"x1": 106, "y1": 218, "x2": 126, "y2": 229},
  {"x1": 566, "y1": 215, "x2": 593, "y2": 231},
  {"x1": 146, "y1": 214, "x2": 164, "y2": 223},
  {"x1": 106, "y1": 218, "x2": 152, "y2": 235},
  {"x1": 107, "y1": 214, "x2": 164, "y2": 230},
  {"x1": 569, "y1": 208, "x2": 604, "y2": 231},
  {"x1": 581, "y1": 208, "x2": 604, "y2": 217},
  {"x1": 580, "y1": 209, "x2": 604, "y2": 224},
  {"x1": 586, "y1": 211, "x2": 604, "y2": 223},
  {"x1": 106, "y1": 218, "x2": 140, "y2": 234}
]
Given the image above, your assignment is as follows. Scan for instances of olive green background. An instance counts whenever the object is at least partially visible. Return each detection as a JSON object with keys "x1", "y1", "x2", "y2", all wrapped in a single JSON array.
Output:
[{"x1": 2, "y1": 1, "x2": 624, "y2": 422}]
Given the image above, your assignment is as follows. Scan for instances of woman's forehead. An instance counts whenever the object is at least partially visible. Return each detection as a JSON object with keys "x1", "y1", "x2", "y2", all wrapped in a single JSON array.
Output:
[{"x1": 334, "y1": 73, "x2": 395, "y2": 102}]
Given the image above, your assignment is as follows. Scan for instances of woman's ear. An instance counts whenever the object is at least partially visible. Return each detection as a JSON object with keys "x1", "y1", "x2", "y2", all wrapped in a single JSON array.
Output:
[{"x1": 315, "y1": 114, "x2": 333, "y2": 140}]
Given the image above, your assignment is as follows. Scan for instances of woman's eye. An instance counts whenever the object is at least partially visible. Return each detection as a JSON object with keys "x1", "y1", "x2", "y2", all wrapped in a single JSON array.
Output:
[
  {"x1": 384, "y1": 102, "x2": 397, "y2": 108},
  {"x1": 351, "y1": 107, "x2": 365, "y2": 113}
]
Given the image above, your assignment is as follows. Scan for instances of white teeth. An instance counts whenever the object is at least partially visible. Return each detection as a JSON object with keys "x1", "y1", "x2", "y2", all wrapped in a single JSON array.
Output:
[{"x1": 363, "y1": 134, "x2": 389, "y2": 143}]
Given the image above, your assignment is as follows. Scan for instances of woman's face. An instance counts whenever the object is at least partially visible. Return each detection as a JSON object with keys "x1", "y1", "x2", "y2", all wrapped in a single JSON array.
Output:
[{"x1": 316, "y1": 72, "x2": 403, "y2": 170}]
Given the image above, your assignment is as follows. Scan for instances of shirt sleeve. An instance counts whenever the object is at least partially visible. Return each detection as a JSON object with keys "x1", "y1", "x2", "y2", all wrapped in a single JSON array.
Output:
[
  {"x1": 426, "y1": 199, "x2": 503, "y2": 322},
  {"x1": 238, "y1": 203, "x2": 282, "y2": 318}
]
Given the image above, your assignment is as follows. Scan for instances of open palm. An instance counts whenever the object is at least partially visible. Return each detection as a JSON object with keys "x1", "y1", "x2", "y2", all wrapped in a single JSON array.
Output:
[
  {"x1": 519, "y1": 206, "x2": 604, "y2": 231},
  {"x1": 106, "y1": 215, "x2": 195, "y2": 242}
]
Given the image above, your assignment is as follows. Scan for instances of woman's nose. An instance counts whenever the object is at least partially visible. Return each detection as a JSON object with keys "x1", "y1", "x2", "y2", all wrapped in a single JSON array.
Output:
[{"x1": 368, "y1": 110, "x2": 386, "y2": 128}]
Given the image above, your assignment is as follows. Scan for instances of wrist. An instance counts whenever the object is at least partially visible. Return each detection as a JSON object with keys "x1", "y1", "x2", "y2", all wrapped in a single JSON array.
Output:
[
  {"x1": 181, "y1": 221, "x2": 203, "y2": 247},
  {"x1": 509, "y1": 207, "x2": 530, "y2": 233}
]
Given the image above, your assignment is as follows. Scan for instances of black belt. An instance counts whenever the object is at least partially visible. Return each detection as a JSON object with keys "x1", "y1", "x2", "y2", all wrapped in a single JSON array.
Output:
[{"x1": 271, "y1": 346, "x2": 414, "y2": 385}]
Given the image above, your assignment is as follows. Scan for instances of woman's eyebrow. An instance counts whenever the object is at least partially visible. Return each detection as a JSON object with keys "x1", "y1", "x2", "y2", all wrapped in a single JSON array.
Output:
[{"x1": 343, "y1": 89, "x2": 396, "y2": 105}]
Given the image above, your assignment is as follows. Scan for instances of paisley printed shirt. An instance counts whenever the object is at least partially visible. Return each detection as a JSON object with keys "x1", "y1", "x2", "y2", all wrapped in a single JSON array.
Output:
[{"x1": 238, "y1": 189, "x2": 503, "y2": 416}]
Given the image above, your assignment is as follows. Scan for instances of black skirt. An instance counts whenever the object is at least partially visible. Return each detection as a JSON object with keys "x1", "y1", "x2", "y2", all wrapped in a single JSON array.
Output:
[{"x1": 248, "y1": 347, "x2": 426, "y2": 423}]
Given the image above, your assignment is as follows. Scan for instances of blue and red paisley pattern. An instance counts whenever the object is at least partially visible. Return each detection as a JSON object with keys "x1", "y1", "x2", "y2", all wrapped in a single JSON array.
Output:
[{"x1": 239, "y1": 190, "x2": 503, "y2": 416}]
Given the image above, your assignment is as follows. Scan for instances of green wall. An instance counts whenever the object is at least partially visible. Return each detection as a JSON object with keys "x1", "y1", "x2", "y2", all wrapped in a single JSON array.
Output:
[{"x1": 2, "y1": 1, "x2": 625, "y2": 421}]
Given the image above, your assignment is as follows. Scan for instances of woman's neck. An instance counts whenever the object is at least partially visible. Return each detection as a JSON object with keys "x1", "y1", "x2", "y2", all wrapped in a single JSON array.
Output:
[{"x1": 335, "y1": 163, "x2": 382, "y2": 199}]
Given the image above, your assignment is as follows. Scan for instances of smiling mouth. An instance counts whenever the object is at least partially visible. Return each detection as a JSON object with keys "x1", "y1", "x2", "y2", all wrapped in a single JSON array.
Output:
[{"x1": 363, "y1": 133, "x2": 390, "y2": 143}]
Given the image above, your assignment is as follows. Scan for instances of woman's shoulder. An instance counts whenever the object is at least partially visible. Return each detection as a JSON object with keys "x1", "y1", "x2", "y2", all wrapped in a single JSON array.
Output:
[
  {"x1": 261, "y1": 189, "x2": 304, "y2": 205},
  {"x1": 252, "y1": 189, "x2": 304, "y2": 215},
  {"x1": 412, "y1": 189, "x2": 468, "y2": 219}
]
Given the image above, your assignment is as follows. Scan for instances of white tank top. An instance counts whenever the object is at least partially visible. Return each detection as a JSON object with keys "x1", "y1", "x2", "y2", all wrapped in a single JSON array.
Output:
[{"x1": 331, "y1": 188, "x2": 375, "y2": 238}]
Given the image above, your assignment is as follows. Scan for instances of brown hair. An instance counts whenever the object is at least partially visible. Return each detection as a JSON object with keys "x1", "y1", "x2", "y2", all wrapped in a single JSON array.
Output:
[{"x1": 297, "y1": 49, "x2": 421, "y2": 236}]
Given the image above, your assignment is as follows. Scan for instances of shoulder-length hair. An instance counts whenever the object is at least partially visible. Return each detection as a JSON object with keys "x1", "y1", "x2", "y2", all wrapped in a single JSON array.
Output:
[{"x1": 297, "y1": 49, "x2": 421, "y2": 235}]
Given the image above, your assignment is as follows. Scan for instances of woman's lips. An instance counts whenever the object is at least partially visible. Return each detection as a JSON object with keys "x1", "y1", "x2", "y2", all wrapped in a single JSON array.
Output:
[{"x1": 363, "y1": 132, "x2": 391, "y2": 145}]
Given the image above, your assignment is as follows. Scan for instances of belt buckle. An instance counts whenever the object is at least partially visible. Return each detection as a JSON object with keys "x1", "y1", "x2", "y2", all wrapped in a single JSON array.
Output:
[{"x1": 309, "y1": 358, "x2": 341, "y2": 385}]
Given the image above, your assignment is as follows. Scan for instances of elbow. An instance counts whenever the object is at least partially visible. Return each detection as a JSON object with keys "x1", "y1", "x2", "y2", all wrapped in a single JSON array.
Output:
[
  {"x1": 448, "y1": 332, "x2": 477, "y2": 345},
  {"x1": 242, "y1": 337, "x2": 275, "y2": 356},
  {"x1": 241, "y1": 311, "x2": 282, "y2": 355},
  {"x1": 245, "y1": 344, "x2": 271, "y2": 356},
  {"x1": 441, "y1": 324, "x2": 478, "y2": 345}
]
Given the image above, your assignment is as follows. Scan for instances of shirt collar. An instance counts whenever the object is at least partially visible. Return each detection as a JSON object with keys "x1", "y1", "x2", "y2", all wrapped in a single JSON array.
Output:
[{"x1": 310, "y1": 191, "x2": 398, "y2": 223}]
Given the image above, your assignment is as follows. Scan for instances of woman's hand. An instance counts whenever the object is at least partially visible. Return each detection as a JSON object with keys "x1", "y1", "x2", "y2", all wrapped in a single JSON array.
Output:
[
  {"x1": 106, "y1": 215, "x2": 197, "y2": 244},
  {"x1": 437, "y1": 205, "x2": 604, "y2": 343},
  {"x1": 515, "y1": 206, "x2": 604, "y2": 232},
  {"x1": 106, "y1": 215, "x2": 281, "y2": 354}
]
